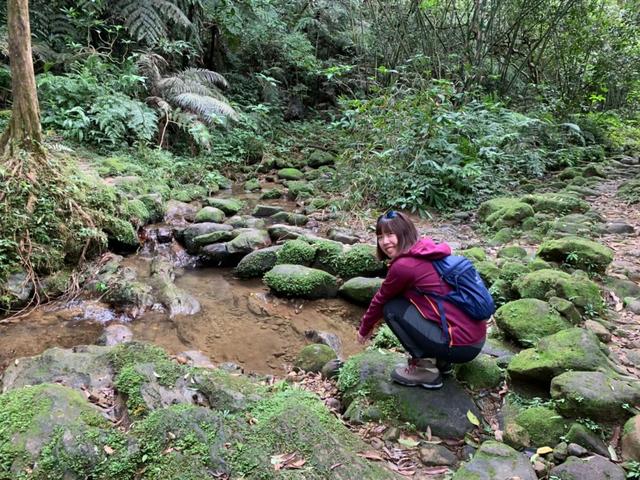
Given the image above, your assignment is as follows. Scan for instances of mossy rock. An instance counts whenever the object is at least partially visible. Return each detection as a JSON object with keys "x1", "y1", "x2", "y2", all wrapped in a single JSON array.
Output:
[
  {"x1": 605, "y1": 277, "x2": 640, "y2": 299},
  {"x1": 286, "y1": 180, "x2": 315, "y2": 200},
  {"x1": 228, "y1": 389, "x2": 397, "y2": 479},
  {"x1": 489, "y1": 227, "x2": 519, "y2": 245},
  {"x1": 263, "y1": 264, "x2": 338, "y2": 299},
  {"x1": 307, "y1": 150, "x2": 335, "y2": 168},
  {"x1": 475, "y1": 260, "x2": 501, "y2": 286},
  {"x1": 310, "y1": 239, "x2": 344, "y2": 274},
  {"x1": 618, "y1": 177, "x2": 640, "y2": 204},
  {"x1": 252, "y1": 204, "x2": 284, "y2": 217},
  {"x1": 622, "y1": 415, "x2": 640, "y2": 461},
  {"x1": 192, "y1": 230, "x2": 236, "y2": 248},
  {"x1": 138, "y1": 193, "x2": 165, "y2": 223},
  {"x1": 503, "y1": 402, "x2": 569, "y2": 449},
  {"x1": 547, "y1": 213, "x2": 599, "y2": 237},
  {"x1": 498, "y1": 261, "x2": 529, "y2": 284},
  {"x1": 277, "y1": 167, "x2": 305, "y2": 181},
  {"x1": 244, "y1": 178, "x2": 261, "y2": 192},
  {"x1": 170, "y1": 184, "x2": 207, "y2": 202},
  {"x1": 294, "y1": 344, "x2": 337, "y2": 372},
  {"x1": 338, "y1": 350, "x2": 480, "y2": 438},
  {"x1": 0, "y1": 383, "x2": 134, "y2": 479},
  {"x1": 122, "y1": 198, "x2": 151, "y2": 227},
  {"x1": 276, "y1": 239, "x2": 316, "y2": 266},
  {"x1": 515, "y1": 269, "x2": 603, "y2": 312},
  {"x1": 527, "y1": 257, "x2": 551, "y2": 271},
  {"x1": 260, "y1": 188, "x2": 283, "y2": 200},
  {"x1": 370, "y1": 324, "x2": 403, "y2": 350},
  {"x1": 550, "y1": 371, "x2": 640, "y2": 421},
  {"x1": 497, "y1": 245, "x2": 528, "y2": 260},
  {"x1": 482, "y1": 198, "x2": 535, "y2": 229},
  {"x1": 192, "y1": 368, "x2": 265, "y2": 412},
  {"x1": 194, "y1": 206, "x2": 226, "y2": 223},
  {"x1": 226, "y1": 228, "x2": 271, "y2": 254},
  {"x1": 339, "y1": 277, "x2": 383, "y2": 305},
  {"x1": 507, "y1": 328, "x2": 611, "y2": 383},
  {"x1": 521, "y1": 193, "x2": 590, "y2": 215},
  {"x1": 334, "y1": 244, "x2": 384, "y2": 279},
  {"x1": 454, "y1": 354, "x2": 503, "y2": 389},
  {"x1": 181, "y1": 222, "x2": 233, "y2": 252},
  {"x1": 537, "y1": 236, "x2": 614, "y2": 274},
  {"x1": 458, "y1": 247, "x2": 486, "y2": 262},
  {"x1": 494, "y1": 299, "x2": 571, "y2": 347},
  {"x1": 234, "y1": 246, "x2": 280, "y2": 279},
  {"x1": 204, "y1": 198, "x2": 244, "y2": 215},
  {"x1": 103, "y1": 216, "x2": 139, "y2": 249},
  {"x1": 451, "y1": 440, "x2": 536, "y2": 480}
]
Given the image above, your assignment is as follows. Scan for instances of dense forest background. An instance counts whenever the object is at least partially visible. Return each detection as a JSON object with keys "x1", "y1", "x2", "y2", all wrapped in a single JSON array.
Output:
[{"x1": 1, "y1": 0, "x2": 639, "y2": 307}]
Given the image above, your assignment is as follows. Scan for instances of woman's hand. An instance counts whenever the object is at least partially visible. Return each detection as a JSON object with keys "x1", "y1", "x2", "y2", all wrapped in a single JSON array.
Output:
[{"x1": 357, "y1": 331, "x2": 371, "y2": 345}]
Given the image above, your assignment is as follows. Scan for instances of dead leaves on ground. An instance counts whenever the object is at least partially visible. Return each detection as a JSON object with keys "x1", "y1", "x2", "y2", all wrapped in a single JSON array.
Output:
[{"x1": 270, "y1": 452, "x2": 306, "y2": 471}]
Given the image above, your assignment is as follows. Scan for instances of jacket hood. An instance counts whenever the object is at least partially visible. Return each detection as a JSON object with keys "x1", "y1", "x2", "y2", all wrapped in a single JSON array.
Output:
[{"x1": 396, "y1": 237, "x2": 451, "y2": 261}]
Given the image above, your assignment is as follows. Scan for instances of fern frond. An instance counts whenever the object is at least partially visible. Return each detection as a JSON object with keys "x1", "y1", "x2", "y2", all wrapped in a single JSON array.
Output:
[
  {"x1": 157, "y1": 76, "x2": 217, "y2": 98},
  {"x1": 151, "y1": 0, "x2": 192, "y2": 28},
  {"x1": 114, "y1": 0, "x2": 167, "y2": 45},
  {"x1": 178, "y1": 68, "x2": 229, "y2": 89},
  {"x1": 172, "y1": 93, "x2": 238, "y2": 123}
]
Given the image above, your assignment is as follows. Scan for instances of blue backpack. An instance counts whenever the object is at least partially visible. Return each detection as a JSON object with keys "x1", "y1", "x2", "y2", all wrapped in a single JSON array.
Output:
[{"x1": 416, "y1": 255, "x2": 495, "y2": 342}]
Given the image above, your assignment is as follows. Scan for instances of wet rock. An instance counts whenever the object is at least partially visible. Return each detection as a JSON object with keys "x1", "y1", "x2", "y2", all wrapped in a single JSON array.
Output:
[
  {"x1": 181, "y1": 222, "x2": 233, "y2": 252},
  {"x1": 252, "y1": 204, "x2": 284, "y2": 217},
  {"x1": 451, "y1": 441, "x2": 536, "y2": 480},
  {"x1": 225, "y1": 215, "x2": 266, "y2": 229},
  {"x1": 605, "y1": 222, "x2": 635, "y2": 234},
  {"x1": 192, "y1": 229, "x2": 236, "y2": 248},
  {"x1": 244, "y1": 178, "x2": 261, "y2": 191},
  {"x1": 194, "y1": 206, "x2": 225, "y2": 223},
  {"x1": 150, "y1": 258, "x2": 200, "y2": 317},
  {"x1": 263, "y1": 264, "x2": 339, "y2": 299},
  {"x1": 339, "y1": 350, "x2": 480, "y2": 438},
  {"x1": 507, "y1": 328, "x2": 611, "y2": 383},
  {"x1": 550, "y1": 371, "x2": 640, "y2": 421},
  {"x1": 418, "y1": 444, "x2": 458, "y2": 467},
  {"x1": 495, "y1": 299, "x2": 571, "y2": 346},
  {"x1": 164, "y1": 199, "x2": 198, "y2": 224},
  {"x1": 200, "y1": 243, "x2": 239, "y2": 267},
  {"x1": 154, "y1": 226, "x2": 173, "y2": 243},
  {"x1": 97, "y1": 324, "x2": 133, "y2": 346},
  {"x1": 339, "y1": 277, "x2": 383, "y2": 305},
  {"x1": 548, "y1": 455, "x2": 625, "y2": 480},
  {"x1": 304, "y1": 330, "x2": 343, "y2": 357},
  {"x1": 294, "y1": 344, "x2": 337, "y2": 372},
  {"x1": 327, "y1": 227, "x2": 360, "y2": 245},
  {"x1": 203, "y1": 197, "x2": 244, "y2": 216},
  {"x1": 226, "y1": 228, "x2": 271, "y2": 254},
  {"x1": 234, "y1": 246, "x2": 281, "y2": 279},
  {"x1": 5, "y1": 270, "x2": 33, "y2": 307},
  {"x1": 2, "y1": 345, "x2": 114, "y2": 394},
  {"x1": 260, "y1": 188, "x2": 282, "y2": 200}
]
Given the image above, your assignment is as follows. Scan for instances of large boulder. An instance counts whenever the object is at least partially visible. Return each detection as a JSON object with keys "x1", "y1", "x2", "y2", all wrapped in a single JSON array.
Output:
[
  {"x1": 233, "y1": 246, "x2": 281, "y2": 279},
  {"x1": 277, "y1": 167, "x2": 304, "y2": 180},
  {"x1": 339, "y1": 277, "x2": 383, "y2": 305},
  {"x1": 550, "y1": 371, "x2": 640, "y2": 421},
  {"x1": 203, "y1": 197, "x2": 244, "y2": 215},
  {"x1": 516, "y1": 269, "x2": 602, "y2": 312},
  {"x1": 507, "y1": 328, "x2": 611, "y2": 384},
  {"x1": 537, "y1": 237, "x2": 614, "y2": 274},
  {"x1": 181, "y1": 222, "x2": 233, "y2": 252},
  {"x1": 522, "y1": 193, "x2": 590, "y2": 215},
  {"x1": 275, "y1": 239, "x2": 316, "y2": 266},
  {"x1": 451, "y1": 441, "x2": 537, "y2": 480},
  {"x1": 334, "y1": 244, "x2": 385, "y2": 279},
  {"x1": 338, "y1": 350, "x2": 480, "y2": 438},
  {"x1": 478, "y1": 197, "x2": 535, "y2": 229},
  {"x1": 226, "y1": 228, "x2": 271, "y2": 254},
  {"x1": 494, "y1": 299, "x2": 571, "y2": 346},
  {"x1": 263, "y1": 264, "x2": 339, "y2": 299},
  {"x1": 454, "y1": 354, "x2": 503, "y2": 389},
  {"x1": 194, "y1": 206, "x2": 225, "y2": 223},
  {"x1": 548, "y1": 455, "x2": 625, "y2": 480}
]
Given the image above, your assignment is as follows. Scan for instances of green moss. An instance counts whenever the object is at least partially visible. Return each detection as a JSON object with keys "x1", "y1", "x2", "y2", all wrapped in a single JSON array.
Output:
[
  {"x1": 514, "y1": 406, "x2": 568, "y2": 447},
  {"x1": 310, "y1": 239, "x2": 343, "y2": 274},
  {"x1": 494, "y1": 299, "x2": 571, "y2": 346},
  {"x1": 479, "y1": 197, "x2": 534, "y2": 230},
  {"x1": 537, "y1": 236, "x2": 614, "y2": 274},
  {"x1": 260, "y1": 189, "x2": 283, "y2": 200},
  {"x1": 497, "y1": 245, "x2": 528, "y2": 260},
  {"x1": 286, "y1": 180, "x2": 315, "y2": 199},
  {"x1": 277, "y1": 168, "x2": 304, "y2": 180},
  {"x1": 458, "y1": 247, "x2": 486, "y2": 262},
  {"x1": 103, "y1": 216, "x2": 138, "y2": 247},
  {"x1": 234, "y1": 247, "x2": 279, "y2": 279},
  {"x1": 475, "y1": 261, "x2": 501, "y2": 286},
  {"x1": 454, "y1": 354, "x2": 503, "y2": 389},
  {"x1": 528, "y1": 257, "x2": 551, "y2": 271},
  {"x1": 244, "y1": 178, "x2": 261, "y2": 191},
  {"x1": 295, "y1": 344, "x2": 336, "y2": 372},
  {"x1": 618, "y1": 177, "x2": 640, "y2": 204},
  {"x1": 263, "y1": 264, "x2": 338, "y2": 299},
  {"x1": 521, "y1": 193, "x2": 590, "y2": 215},
  {"x1": 276, "y1": 239, "x2": 316, "y2": 266},
  {"x1": 171, "y1": 184, "x2": 207, "y2": 202},
  {"x1": 370, "y1": 324, "x2": 403, "y2": 350},
  {"x1": 194, "y1": 206, "x2": 225, "y2": 223},
  {"x1": 204, "y1": 198, "x2": 244, "y2": 215},
  {"x1": 334, "y1": 244, "x2": 384, "y2": 279},
  {"x1": 138, "y1": 194, "x2": 165, "y2": 222}
]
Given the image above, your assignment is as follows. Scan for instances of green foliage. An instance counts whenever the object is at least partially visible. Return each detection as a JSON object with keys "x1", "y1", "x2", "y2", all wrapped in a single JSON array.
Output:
[{"x1": 370, "y1": 325, "x2": 403, "y2": 350}]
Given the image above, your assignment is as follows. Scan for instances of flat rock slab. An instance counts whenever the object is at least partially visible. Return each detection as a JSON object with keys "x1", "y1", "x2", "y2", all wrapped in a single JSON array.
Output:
[
  {"x1": 340, "y1": 350, "x2": 480, "y2": 438},
  {"x1": 452, "y1": 441, "x2": 536, "y2": 480},
  {"x1": 549, "y1": 454, "x2": 625, "y2": 480}
]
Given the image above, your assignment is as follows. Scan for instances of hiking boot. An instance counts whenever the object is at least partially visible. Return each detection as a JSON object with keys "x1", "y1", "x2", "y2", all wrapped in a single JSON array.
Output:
[
  {"x1": 436, "y1": 359, "x2": 454, "y2": 376},
  {"x1": 391, "y1": 358, "x2": 443, "y2": 389}
]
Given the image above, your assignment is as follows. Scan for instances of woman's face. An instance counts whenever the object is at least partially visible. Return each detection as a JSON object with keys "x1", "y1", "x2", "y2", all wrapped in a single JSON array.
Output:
[{"x1": 377, "y1": 232, "x2": 399, "y2": 258}]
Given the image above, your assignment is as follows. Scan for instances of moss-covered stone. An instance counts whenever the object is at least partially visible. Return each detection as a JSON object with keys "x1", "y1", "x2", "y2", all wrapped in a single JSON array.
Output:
[
  {"x1": 475, "y1": 260, "x2": 501, "y2": 286},
  {"x1": 503, "y1": 402, "x2": 569, "y2": 449},
  {"x1": 122, "y1": 198, "x2": 151, "y2": 227},
  {"x1": 494, "y1": 299, "x2": 571, "y2": 346},
  {"x1": 181, "y1": 222, "x2": 233, "y2": 252},
  {"x1": 193, "y1": 368, "x2": 265, "y2": 412},
  {"x1": 277, "y1": 167, "x2": 304, "y2": 180},
  {"x1": 276, "y1": 239, "x2": 316, "y2": 266},
  {"x1": 295, "y1": 344, "x2": 337, "y2": 372},
  {"x1": 497, "y1": 245, "x2": 528, "y2": 260},
  {"x1": 489, "y1": 227, "x2": 518, "y2": 245},
  {"x1": 204, "y1": 198, "x2": 244, "y2": 215},
  {"x1": 244, "y1": 178, "x2": 261, "y2": 192},
  {"x1": 334, "y1": 244, "x2": 385, "y2": 279},
  {"x1": 339, "y1": 277, "x2": 383, "y2": 305},
  {"x1": 451, "y1": 441, "x2": 537, "y2": 480},
  {"x1": 522, "y1": 193, "x2": 590, "y2": 215},
  {"x1": 550, "y1": 371, "x2": 640, "y2": 421},
  {"x1": 622, "y1": 415, "x2": 640, "y2": 461},
  {"x1": 286, "y1": 180, "x2": 315, "y2": 200},
  {"x1": 194, "y1": 206, "x2": 225, "y2": 223},
  {"x1": 515, "y1": 268, "x2": 603, "y2": 312},
  {"x1": 482, "y1": 198, "x2": 535, "y2": 230},
  {"x1": 234, "y1": 246, "x2": 280, "y2": 279},
  {"x1": 138, "y1": 193, "x2": 165, "y2": 223},
  {"x1": 260, "y1": 188, "x2": 283, "y2": 200},
  {"x1": 263, "y1": 264, "x2": 338, "y2": 299},
  {"x1": 171, "y1": 184, "x2": 207, "y2": 202},
  {"x1": 458, "y1": 247, "x2": 487, "y2": 262},
  {"x1": 226, "y1": 228, "x2": 271, "y2": 254},
  {"x1": 537, "y1": 236, "x2": 614, "y2": 274},
  {"x1": 310, "y1": 239, "x2": 344, "y2": 274},
  {"x1": 527, "y1": 257, "x2": 552, "y2": 271},
  {"x1": 618, "y1": 177, "x2": 640, "y2": 204},
  {"x1": 454, "y1": 354, "x2": 503, "y2": 389},
  {"x1": 228, "y1": 389, "x2": 397, "y2": 479},
  {"x1": 307, "y1": 150, "x2": 335, "y2": 168},
  {"x1": 103, "y1": 216, "x2": 139, "y2": 249},
  {"x1": 507, "y1": 328, "x2": 611, "y2": 383},
  {"x1": 192, "y1": 230, "x2": 236, "y2": 247}
]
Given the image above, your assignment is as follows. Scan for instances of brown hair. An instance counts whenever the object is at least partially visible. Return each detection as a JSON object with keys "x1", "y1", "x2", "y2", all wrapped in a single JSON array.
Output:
[{"x1": 375, "y1": 210, "x2": 419, "y2": 260}]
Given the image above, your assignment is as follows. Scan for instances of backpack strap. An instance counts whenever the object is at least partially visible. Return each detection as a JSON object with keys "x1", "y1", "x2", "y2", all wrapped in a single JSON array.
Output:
[{"x1": 418, "y1": 289, "x2": 451, "y2": 345}]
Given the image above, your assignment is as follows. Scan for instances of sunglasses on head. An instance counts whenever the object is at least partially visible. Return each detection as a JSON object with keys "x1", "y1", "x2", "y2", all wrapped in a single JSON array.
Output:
[{"x1": 383, "y1": 210, "x2": 397, "y2": 219}]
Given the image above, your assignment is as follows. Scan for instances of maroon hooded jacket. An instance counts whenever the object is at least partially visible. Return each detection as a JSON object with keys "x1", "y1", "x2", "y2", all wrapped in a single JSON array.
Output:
[{"x1": 358, "y1": 237, "x2": 487, "y2": 346}]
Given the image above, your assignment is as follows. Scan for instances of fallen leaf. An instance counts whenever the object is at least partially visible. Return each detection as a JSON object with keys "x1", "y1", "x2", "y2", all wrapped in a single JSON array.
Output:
[
  {"x1": 608, "y1": 444, "x2": 618, "y2": 462},
  {"x1": 536, "y1": 446, "x2": 553, "y2": 455},
  {"x1": 467, "y1": 410, "x2": 481, "y2": 427},
  {"x1": 398, "y1": 437, "x2": 420, "y2": 448},
  {"x1": 357, "y1": 450, "x2": 385, "y2": 461},
  {"x1": 103, "y1": 445, "x2": 114, "y2": 455},
  {"x1": 330, "y1": 463, "x2": 342, "y2": 470},
  {"x1": 424, "y1": 466, "x2": 450, "y2": 475}
]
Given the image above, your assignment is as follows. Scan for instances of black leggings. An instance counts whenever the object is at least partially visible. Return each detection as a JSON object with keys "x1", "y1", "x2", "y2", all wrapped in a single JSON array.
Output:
[{"x1": 383, "y1": 297, "x2": 484, "y2": 363}]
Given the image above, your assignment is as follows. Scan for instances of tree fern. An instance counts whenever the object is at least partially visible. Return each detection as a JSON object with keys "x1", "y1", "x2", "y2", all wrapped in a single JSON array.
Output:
[
  {"x1": 172, "y1": 92, "x2": 238, "y2": 123},
  {"x1": 112, "y1": 0, "x2": 193, "y2": 46}
]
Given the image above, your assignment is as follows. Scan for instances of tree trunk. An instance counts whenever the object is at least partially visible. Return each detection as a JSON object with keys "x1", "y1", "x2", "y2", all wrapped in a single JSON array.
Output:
[{"x1": 0, "y1": 0, "x2": 43, "y2": 156}]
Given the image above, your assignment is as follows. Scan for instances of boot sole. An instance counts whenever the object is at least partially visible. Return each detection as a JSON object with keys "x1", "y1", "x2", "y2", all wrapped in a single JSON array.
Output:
[{"x1": 391, "y1": 378, "x2": 443, "y2": 389}]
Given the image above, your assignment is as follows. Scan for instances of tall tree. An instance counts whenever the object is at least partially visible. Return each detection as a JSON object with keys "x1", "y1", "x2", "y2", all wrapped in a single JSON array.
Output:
[{"x1": 0, "y1": 0, "x2": 43, "y2": 156}]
